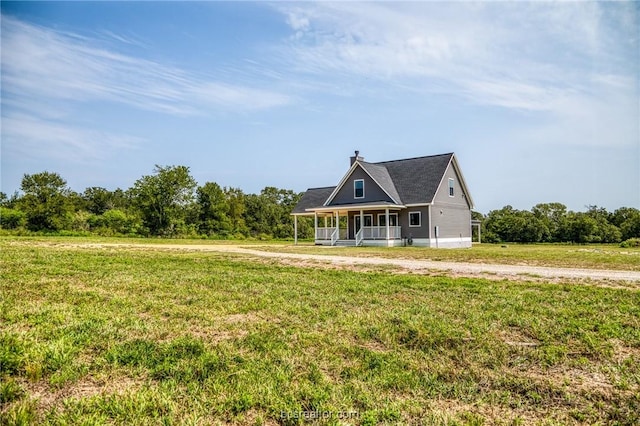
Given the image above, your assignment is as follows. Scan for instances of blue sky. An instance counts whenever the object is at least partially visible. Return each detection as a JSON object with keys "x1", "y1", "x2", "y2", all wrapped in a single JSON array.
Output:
[{"x1": 1, "y1": 1, "x2": 638, "y2": 213}]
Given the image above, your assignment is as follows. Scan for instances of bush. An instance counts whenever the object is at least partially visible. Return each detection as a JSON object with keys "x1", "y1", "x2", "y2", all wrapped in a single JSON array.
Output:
[
  {"x1": 620, "y1": 238, "x2": 640, "y2": 248},
  {"x1": 0, "y1": 207, "x2": 26, "y2": 229}
]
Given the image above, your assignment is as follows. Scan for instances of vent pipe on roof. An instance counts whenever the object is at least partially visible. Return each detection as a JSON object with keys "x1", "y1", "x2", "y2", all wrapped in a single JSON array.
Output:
[{"x1": 350, "y1": 150, "x2": 364, "y2": 166}]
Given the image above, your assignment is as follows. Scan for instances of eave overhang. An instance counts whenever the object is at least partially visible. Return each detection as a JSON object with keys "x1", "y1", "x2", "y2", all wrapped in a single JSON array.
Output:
[{"x1": 306, "y1": 203, "x2": 405, "y2": 213}]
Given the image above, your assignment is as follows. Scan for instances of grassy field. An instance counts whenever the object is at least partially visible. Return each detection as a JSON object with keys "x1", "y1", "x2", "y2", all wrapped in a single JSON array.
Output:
[{"x1": 1, "y1": 238, "x2": 639, "y2": 425}]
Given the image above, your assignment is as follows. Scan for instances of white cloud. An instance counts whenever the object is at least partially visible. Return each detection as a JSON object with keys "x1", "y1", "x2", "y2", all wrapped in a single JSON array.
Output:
[
  {"x1": 1, "y1": 14, "x2": 295, "y2": 167},
  {"x1": 2, "y1": 113, "x2": 144, "y2": 163},
  {"x1": 1, "y1": 16, "x2": 293, "y2": 115},
  {"x1": 273, "y1": 1, "x2": 638, "y2": 122}
]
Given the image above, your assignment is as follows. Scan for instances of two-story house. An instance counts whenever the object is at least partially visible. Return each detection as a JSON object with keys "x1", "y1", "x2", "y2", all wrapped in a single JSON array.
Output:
[{"x1": 291, "y1": 151, "x2": 474, "y2": 248}]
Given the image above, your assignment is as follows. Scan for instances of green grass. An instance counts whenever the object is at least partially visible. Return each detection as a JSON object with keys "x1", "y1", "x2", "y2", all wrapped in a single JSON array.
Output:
[{"x1": 1, "y1": 238, "x2": 639, "y2": 425}]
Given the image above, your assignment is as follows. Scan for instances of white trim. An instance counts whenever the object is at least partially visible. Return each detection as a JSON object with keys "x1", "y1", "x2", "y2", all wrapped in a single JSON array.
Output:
[
  {"x1": 359, "y1": 239, "x2": 403, "y2": 247},
  {"x1": 407, "y1": 237, "x2": 472, "y2": 248},
  {"x1": 354, "y1": 179, "x2": 365, "y2": 199},
  {"x1": 428, "y1": 205, "x2": 432, "y2": 239},
  {"x1": 409, "y1": 211, "x2": 422, "y2": 227},
  {"x1": 306, "y1": 203, "x2": 404, "y2": 213},
  {"x1": 323, "y1": 161, "x2": 360, "y2": 206},
  {"x1": 451, "y1": 154, "x2": 474, "y2": 208},
  {"x1": 405, "y1": 203, "x2": 432, "y2": 207},
  {"x1": 432, "y1": 156, "x2": 453, "y2": 204},
  {"x1": 430, "y1": 154, "x2": 474, "y2": 209},
  {"x1": 323, "y1": 161, "x2": 401, "y2": 206}
]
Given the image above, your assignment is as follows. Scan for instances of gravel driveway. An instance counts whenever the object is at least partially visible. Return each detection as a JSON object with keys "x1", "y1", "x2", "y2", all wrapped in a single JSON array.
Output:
[{"x1": 60, "y1": 243, "x2": 640, "y2": 285}]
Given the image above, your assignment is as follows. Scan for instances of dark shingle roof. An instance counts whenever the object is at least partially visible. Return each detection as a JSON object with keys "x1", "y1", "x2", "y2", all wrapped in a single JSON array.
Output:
[
  {"x1": 292, "y1": 153, "x2": 456, "y2": 213},
  {"x1": 359, "y1": 161, "x2": 401, "y2": 203},
  {"x1": 291, "y1": 186, "x2": 335, "y2": 213},
  {"x1": 376, "y1": 153, "x2": 453, "y2": 205}
]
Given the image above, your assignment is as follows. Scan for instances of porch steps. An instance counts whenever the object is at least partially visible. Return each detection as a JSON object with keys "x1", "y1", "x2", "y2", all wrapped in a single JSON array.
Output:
[{"x1": 334, "y1": 240, "x2": 357, "y2": 247}]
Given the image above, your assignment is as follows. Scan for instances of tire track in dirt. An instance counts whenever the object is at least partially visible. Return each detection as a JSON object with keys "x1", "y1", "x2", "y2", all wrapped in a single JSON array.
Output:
[{"x1": 46, "y1": 242, "x2": 640, "y2": 286}]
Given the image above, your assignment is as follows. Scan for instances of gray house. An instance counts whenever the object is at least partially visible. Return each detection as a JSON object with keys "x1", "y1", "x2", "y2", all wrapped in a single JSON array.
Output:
[{"x1": 291, "y1": 151, "x2": 475, "y2": 248}]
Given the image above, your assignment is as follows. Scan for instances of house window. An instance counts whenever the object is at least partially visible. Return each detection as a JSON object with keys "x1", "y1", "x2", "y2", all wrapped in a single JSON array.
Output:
[
  {"x1": 448, "y1": 178, "x2": 455, "y2": 197},
  {"x1": 354, "y1": 214, "x2": 372, "y2": 231},
  {"x1": 409, "y1": 212, "x2": 421, "y2": 227},
  {"x1": 378, "y1": 213, "x2": 398, "y2": 227},
  {"x1": 354, "y1": 179, "x2": 364, "y2": 199}
]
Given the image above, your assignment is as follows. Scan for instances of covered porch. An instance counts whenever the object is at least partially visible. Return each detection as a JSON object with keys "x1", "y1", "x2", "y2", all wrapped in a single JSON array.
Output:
[{"x1": 294, "y1": 203, "x2": 405, "y2": 247}]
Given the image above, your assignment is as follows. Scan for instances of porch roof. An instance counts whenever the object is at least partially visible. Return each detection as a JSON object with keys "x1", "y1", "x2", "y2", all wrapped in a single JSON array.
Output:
[
  {"x1": 291, "y1": 186, "x2": 336, "y2": 215},
  {"x1": 305, "y1": 201, "x2": 405, "y2": 214}
]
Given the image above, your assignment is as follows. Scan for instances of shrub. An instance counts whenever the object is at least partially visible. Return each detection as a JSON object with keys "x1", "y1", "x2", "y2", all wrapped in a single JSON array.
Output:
[
  {"x1": 620, "y1": 238, "x2": 640, "y2": 248},
  {"x1": 0, "y1": 207, "x2": 26, "y2": 229}
]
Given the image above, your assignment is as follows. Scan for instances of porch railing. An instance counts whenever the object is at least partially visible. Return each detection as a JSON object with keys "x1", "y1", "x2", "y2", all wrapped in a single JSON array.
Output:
[
  {"x1": 360, "y1": 226, "x2": 402, "y2": 240},
  {"x1": 316, "y1": 226, "x2": 401, "y2": 241},
  {"x1": 330, "y1": 228, "x2": 339, "y2": 246},
  {"x1": 315, "y1": 227, "x2": 332, "y2": 240},
  {"x1": 316, "y1": 227, "x2": 347, "y2": 240},
  {"x1": 355, "y1": 228, "x2": 364, "y2": 246}
]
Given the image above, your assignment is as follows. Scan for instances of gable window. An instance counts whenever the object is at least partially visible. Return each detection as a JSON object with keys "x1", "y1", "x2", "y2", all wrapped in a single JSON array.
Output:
[
  {"x1": 448, "y1": 178, "x2": 455, "y2": 197},
  {"x1": 354, "y1": 179, "x2": 364, "y2": 199},
  {"x1": 409, "y1": 211, "x2": 421, "y2": 227}
]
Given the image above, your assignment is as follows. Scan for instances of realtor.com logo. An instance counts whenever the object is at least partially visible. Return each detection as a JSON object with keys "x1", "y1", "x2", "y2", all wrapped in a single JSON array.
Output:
[{"x1": 280, "y1": 411, "x2": 360, "y2": 421}]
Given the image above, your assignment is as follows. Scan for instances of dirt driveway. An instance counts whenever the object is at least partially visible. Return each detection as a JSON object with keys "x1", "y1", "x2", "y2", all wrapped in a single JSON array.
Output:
[{"x1": 54, "y1": 242, "x2": 640, "y2": 287}]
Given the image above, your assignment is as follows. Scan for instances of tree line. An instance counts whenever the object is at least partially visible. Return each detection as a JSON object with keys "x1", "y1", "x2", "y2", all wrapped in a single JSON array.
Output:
[
  {"x1": 476, "y1": 203, "x2": 640, "y2": 245},
  {"x1": 1, "y1": 165, "x2": 639, "y2": 244},
  {"x1": 0, "y1": 166, "x2": 314, "y2": 239}
]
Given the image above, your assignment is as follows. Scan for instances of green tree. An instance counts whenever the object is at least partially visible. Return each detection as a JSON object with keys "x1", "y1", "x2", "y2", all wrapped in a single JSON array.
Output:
[
  {"x1": 129, "y1": 165, "x2": 196, "y2": 236},
  {"x1": 197, "y1": 182, "x2": 232, "y2": 236},
  {"x1": 82, "y1": 187, "x2": 128, "y2": 215},
  {"x1": 564, "y1": 211, "x2": 621, "y2": 243},
  {"x1": 224, "y1": 187, "x2": 249, "y2": 236},
  {"x1": 485, "y1": 205, "x2": 546, "y2": 243},
  {"x1": 532, "y1": 202, "x2": 567, "y2": 242},
  {"x1": 18, "y1": 171, "x2": 72, "y2": 231},
  {"x1": 244, "y1": 187, "x2": 301, "y2": 238},
  {"x1": 611, "y1": 207, "x2": 640, "y2": 240}
]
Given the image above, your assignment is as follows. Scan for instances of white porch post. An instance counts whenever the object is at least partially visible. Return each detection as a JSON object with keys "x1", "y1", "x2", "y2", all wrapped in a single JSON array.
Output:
[
  {"x1": 336, "y1": 211, "x2": 339, "y2": 237},
  {"x1": 324, "y1": 216, "x2": 327, "y2": 228},
  {"x1": 314, "y1": 212, "x2": 318, "y2": 241},
  {"x1": 294, "y1": 215, "x2": 298, "y2": 245},
  {"x1": 385, "y1": 208, "x2": 390, "y2": 244},
  {"x1": 346, "y1": 212, "x2": 350, "y2": 239},
  {"x1": 360, "y1": 210, "x2": 364, "y2": 239}
]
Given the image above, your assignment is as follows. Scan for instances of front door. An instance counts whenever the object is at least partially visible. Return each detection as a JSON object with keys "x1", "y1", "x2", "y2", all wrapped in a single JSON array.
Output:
[{"x1": 354, "y1": 214, "x2": 372, "y2": 233}]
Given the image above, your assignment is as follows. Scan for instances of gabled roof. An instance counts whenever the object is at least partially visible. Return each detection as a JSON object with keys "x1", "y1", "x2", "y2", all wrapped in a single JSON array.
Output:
[
  {"x1": 292, "y1": 152, "x2": 474, "y2": 214},
  {"x1": 323, "y1": 159, "x2": 402, "y2": 206},
  {"x1": 359, "y1": 161, "x2": 402, "y2": 204},
  {"x1": 291, "y1": 186, "x2": 335, "y2": 214},
  {"x1": 378, "y1": 153, "x2": 453, "y2": 205}
]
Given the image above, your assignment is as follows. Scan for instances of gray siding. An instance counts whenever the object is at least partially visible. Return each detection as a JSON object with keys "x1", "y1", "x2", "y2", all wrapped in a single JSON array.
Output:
[
  {"x1": 433, "y1": 162, "x2": 472, "y2": 208},
  {"x1": 431, "y1": 205, "x2": 471, "y2": 238},
  {"x1": 329, "y1": 166, "x2": 394, "y2": 206},
  {"x1": 431, "y1": 163, "x2": 471, "y2": 238},
  {"x1": 430, "y1": 162, "x2": 472, "y2": 239},
  {"x1": 399, "y1": 206, "x2": 430, "y2": 239}
]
